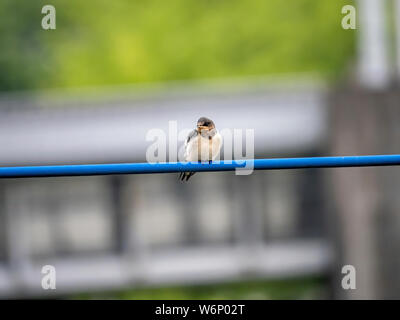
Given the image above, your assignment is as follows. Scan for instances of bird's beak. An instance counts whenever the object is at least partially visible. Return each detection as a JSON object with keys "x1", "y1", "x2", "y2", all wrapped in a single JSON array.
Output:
[
  {"x1": 197, "y1": 125, "x2": 209, "y2": 131},
  {"x1": 197, "y1": 122, "x2": 208, "y2": 131}
]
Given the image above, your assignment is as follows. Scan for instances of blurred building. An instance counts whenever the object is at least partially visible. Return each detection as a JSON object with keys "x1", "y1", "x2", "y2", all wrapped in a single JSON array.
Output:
[
  {"x1": 327, "y1": 0, "x2": 400, "y2": 299},
  {"x1": 0, "y1": 78, "x2": 332, "y2": 297}
]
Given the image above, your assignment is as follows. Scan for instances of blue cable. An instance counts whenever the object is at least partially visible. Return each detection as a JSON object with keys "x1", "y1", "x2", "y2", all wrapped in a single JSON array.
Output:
[{"x1": 1, "y1": 154, "x2": 400, "y2": 178}]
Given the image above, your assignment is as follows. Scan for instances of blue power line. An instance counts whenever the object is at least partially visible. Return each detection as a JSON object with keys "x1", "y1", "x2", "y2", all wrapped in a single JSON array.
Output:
[{"x1": 1, "y1": 154, "x2": 400, "y2": 179}]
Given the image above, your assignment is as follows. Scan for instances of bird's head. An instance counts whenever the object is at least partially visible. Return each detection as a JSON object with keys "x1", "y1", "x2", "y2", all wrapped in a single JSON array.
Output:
[{"x1": 197, "y1": 117, "x2": 215, "y2": 132}]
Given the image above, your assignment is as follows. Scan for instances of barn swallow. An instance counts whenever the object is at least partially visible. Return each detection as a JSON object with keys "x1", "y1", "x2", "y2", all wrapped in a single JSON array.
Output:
[{"x1": 179, "y1": 117, "x2": 222, "y2": 181}]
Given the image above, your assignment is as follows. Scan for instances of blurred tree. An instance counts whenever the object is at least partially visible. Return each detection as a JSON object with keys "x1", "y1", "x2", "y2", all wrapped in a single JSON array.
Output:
[
  {"x1": 0, "y1": 1, "x2": 49, "y2": 90},
  {"x1": 0, "y1": 0, "x2": 355, "y2": 91},
  {"x1": 75, "y1": 277, "x2": 327, "y2": 300}
]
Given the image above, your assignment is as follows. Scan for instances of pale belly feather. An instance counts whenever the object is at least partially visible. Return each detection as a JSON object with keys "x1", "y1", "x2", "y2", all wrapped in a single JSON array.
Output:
[{"x1": 185, "y1": 133, "x2": 222, "y2": 162}]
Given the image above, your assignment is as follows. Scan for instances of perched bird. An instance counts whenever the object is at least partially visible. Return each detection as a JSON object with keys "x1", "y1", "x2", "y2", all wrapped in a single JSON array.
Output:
[{"x1": 179, "y1": 117, "x2": 222, "y2": 181}]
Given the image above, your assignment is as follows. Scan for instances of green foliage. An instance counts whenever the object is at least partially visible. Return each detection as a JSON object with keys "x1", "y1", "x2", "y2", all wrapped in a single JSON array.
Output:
[
  {"x1": 0, "y1": 0, "x2": 355, "y2": 91},
  {"x1": 75, "y1": 277, "x2": 327, "y2": 300}
]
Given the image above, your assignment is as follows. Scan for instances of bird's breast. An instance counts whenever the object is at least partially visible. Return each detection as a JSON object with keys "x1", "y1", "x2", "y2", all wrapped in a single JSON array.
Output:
[
  {"x1": 188, "y1": 134, "x2": 221, "y2": 161},
  {"x1": 185, "y1": 132, "x2": 222, "y2": 162}
]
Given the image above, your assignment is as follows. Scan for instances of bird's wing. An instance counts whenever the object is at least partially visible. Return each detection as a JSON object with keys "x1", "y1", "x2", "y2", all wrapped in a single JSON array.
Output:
[
  {"x1": 183, "y1": 129, "x2": 198, "y2": 160},
  {"x1": 185, "y1": 129, "x2": 198, "y2": 147}
]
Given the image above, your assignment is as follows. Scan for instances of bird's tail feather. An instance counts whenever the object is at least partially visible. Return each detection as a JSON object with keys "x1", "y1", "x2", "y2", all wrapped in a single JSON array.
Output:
[{"x1": 179, "y1": 172, "x2": 195, "y2": 181}]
